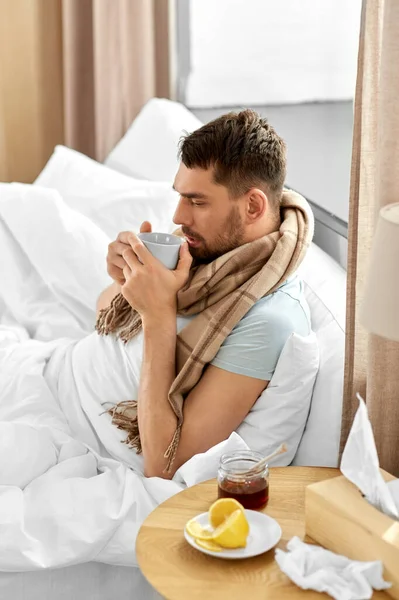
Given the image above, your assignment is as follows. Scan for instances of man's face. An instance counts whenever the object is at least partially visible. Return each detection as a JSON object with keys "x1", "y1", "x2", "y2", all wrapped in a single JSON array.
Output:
[{"x1": 172, "y1": 164, "x2": 246, "y2": 262}]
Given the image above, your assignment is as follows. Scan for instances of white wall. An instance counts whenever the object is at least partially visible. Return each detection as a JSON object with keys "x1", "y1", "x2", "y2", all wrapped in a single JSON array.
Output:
[{"x1": 186, "y1": 0, "x2": 362, "y2": 107}]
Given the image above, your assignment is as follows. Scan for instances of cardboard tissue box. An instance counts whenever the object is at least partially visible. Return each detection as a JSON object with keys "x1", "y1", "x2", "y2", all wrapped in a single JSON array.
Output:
[{"x1": 305, "y1": 396, "x2": 399, "y2": 599}]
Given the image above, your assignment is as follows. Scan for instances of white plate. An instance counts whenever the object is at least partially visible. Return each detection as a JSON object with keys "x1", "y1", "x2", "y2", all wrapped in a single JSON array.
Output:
[{"x1": 184, "y1": 510, "x2": 282, "y2": 559}]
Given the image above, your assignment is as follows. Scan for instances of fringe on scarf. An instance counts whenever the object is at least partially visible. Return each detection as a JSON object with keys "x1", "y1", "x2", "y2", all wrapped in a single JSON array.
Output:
[
  {"x1": 96, "y1": 294, "x2": 143, "y2": 453},
  {"x1": 95, "y1": 292, "x2": 141, "y2": 343},
  {"x1": 102, "y1": 400, "x2": 142, "y2": 453},
  {"x1": 100, "y1": 397, "x2": 181, "y2": 471},
  {"x1": 95, "y1": 294, "x2": 179, "y2": 471}
]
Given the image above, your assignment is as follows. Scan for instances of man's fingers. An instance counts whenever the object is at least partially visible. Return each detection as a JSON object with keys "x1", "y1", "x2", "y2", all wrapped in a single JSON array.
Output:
[
  {"x1": 127, "y1": 233, "x2": 153, "y2": 265},
  {"x1": 122, "y1": 265, "x2": 131, "y2": 281},
  {"x1": 116, "y1": 223, "x2": 152, "y2": 245},
  {"x1": 112, "y1": 240, "x2": 131, "y2": 255},
  {"x1": 175, "y1": 242, "x2": 193, "y2": 273},
  {"x1": 110, "y1": 267, "x2": 126, "y2": 285},
  {"x1": 109, "y1": 256, "x2": 127, "y2": 270},
  {"x1": 123, "y1": 247, "x2": 143, "y2": 269},
  {"x1": 140, "y1": 221, "x2": 152, "y2": 234},
  {"x1": 116, "y1": 231, "x2": 133, "y2": 244}
]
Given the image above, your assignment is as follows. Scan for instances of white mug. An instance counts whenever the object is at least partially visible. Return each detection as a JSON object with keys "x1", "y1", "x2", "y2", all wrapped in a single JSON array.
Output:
[{"x1": 137, "y1": 232, "x2": 183, "y2": 270}]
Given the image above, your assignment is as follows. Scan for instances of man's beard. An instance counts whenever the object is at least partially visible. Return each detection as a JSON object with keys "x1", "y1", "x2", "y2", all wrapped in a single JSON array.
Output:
[{"x1": 183, "y1": 205, "x2": 246, "y2": 263}]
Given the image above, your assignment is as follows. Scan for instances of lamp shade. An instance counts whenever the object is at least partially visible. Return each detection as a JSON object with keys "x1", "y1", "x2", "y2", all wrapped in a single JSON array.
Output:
[{"x1": 360, "y1": 202, "x2": 399, "y2": 342}]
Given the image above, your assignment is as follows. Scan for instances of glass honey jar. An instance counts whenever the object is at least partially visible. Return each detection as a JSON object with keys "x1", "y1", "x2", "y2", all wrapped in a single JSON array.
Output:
[{"x1": 217, "y1": 450, "x2": 269, "y2": 510}]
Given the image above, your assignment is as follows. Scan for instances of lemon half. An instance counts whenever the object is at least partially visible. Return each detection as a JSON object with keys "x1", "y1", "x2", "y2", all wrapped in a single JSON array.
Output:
[
  {"x1": 185, "y1": 498, "x2": 250, "y2": 551},
  {"x1": 211, "y1": 509, "x2": 249, "y2": 548},
  {"x1": 208, "y1": 498, "x2": 245, "y2": 528}
]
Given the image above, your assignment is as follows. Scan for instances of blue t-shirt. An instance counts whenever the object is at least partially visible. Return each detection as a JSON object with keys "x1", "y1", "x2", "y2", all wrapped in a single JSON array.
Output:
[{"x1": 209, "y1": 275, "x2": 311, "y2": 381}]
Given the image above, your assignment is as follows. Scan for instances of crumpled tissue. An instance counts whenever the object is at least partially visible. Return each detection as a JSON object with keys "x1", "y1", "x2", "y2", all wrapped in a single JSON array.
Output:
[{"x1": 275, "y1": 536, "x2": 391, "y2": 600}]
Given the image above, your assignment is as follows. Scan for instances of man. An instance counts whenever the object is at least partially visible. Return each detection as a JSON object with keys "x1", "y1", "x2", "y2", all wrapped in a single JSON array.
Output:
[{"x1": 96, "y1": 109, "x2": 312, "y2": 479}]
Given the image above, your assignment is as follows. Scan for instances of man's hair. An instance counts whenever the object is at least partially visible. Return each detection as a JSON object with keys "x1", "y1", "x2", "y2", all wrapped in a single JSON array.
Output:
[{"x1": 178, "y1": 109, "x2": 287, "y2": 206}]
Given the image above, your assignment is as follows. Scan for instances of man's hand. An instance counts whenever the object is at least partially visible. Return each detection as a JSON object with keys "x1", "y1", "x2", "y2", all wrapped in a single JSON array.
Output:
[
  {"x1": 121, "y1": 232, "x2": 192, "y2": 322},
  {"x1": 107, "y1": 222, "x2": 152, "y2": 285}
]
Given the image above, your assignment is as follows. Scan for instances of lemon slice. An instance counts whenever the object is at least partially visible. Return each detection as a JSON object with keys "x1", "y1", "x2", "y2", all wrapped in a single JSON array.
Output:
[
  {"x1": 209, "y1": 498, "x2": 245, "y2": 528},
  {"x1": 195, "y1": 538, "x2": 223, "y2": 552},
  {"x1": 211, "y1": 509, "x2": 249, "y2": 548},
  {"x1": 185, "y1": 518, "x2": 214, "y2": 540}
]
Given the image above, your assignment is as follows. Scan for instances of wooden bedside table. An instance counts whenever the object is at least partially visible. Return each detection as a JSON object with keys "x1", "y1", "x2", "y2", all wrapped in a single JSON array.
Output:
[{"x1": 136, "y1": 466, "x2": 389, "y2": 599}]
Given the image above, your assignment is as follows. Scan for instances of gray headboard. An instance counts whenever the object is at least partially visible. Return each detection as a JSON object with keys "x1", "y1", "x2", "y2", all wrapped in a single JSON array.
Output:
[
  {"x1": 306, "y1": 198, "x2": 348, "y2": 271},
  {"x1": 287, "y1": 185, "x2": 348, "y2": 270}
]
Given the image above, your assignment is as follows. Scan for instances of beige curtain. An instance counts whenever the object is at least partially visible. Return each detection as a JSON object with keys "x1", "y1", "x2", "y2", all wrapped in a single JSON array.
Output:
[
  {"x1": 62, "y1": 0, "x2": 172, "y2": 162},
  {"x1": 0, "y1": 0, "x2": 64, "y2": 183},
  {"x1": 341, "y1": 0, "x2": 399, "y2": 475}
]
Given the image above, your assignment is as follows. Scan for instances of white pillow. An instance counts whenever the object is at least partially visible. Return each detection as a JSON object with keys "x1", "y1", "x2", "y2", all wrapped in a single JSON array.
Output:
[
  {"x1": 236, "y1": 332, "x2": 319, "y2": 465},
  {"x1": 1, "y1": 183, "x2": 111, "y2": 337},
  {"x1": 104, "y1": 98, "x2": 203, "y2": 181},
  {"x1": 34, "y1": 145, "x2": 179, "y2": 239},
  {"x1": 293, "y1": 243, "x2": 346, "y2": 467}
]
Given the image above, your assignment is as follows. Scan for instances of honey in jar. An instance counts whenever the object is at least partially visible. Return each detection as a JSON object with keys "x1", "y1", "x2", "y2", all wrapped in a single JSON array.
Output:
[{"x1": 217, "y1": 450, "x2": 269, "y2": 510}]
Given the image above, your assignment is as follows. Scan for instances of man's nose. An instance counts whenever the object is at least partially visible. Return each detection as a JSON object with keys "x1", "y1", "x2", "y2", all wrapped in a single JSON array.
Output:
[{"x1": 173, "y1": 198, "x2": 192, "y2": 226}]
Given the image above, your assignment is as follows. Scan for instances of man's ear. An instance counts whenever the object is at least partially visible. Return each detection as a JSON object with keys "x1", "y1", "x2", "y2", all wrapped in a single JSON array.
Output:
[{"x1": 245, "y1": 188, "x2": 268, "y2": 223}]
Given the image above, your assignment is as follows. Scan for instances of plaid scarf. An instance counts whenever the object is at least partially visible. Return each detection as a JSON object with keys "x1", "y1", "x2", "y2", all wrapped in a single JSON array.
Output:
[{"x1": 96, "y1": 189, "x2": 314, "y2": 471}]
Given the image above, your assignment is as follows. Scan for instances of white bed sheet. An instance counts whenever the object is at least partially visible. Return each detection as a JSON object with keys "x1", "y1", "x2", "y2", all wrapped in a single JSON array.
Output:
[{"x1": 0, "y1": 562, "x2": 161, "y2": 600}]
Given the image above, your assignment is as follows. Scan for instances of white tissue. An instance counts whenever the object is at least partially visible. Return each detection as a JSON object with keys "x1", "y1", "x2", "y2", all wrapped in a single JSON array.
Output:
[
  {"x1": 387, "y1": 479, "x2": 399, "y2": 513},
  {"x1": 275, "y1": 537, "x2": 391, "y2": 600},
  {"x1": 340, "y1": 394, "x2": 399, "y2": 520}
]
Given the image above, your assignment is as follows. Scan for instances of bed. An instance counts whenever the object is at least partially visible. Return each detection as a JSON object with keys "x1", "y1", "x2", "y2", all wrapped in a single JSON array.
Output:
[{"x1": 0, "y1": 99, "x2": 346, "y2": 599}]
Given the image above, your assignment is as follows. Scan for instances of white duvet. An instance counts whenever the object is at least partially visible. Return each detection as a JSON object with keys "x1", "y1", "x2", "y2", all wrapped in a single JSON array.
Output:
[{"x1": 0, "y1": 183, "x2": 249, "y2": 571}]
